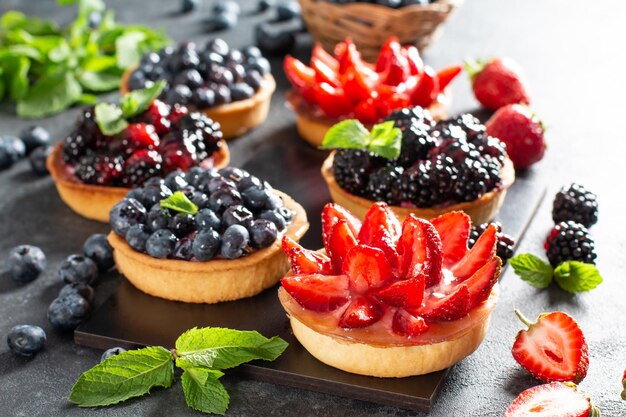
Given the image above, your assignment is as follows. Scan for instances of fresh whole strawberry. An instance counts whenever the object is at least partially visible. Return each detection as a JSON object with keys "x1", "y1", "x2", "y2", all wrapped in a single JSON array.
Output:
[
  {"x1": 485, "y1": 104, "x2": 546, "y2": 169},
  {"x1": 505, "y1": 382, "x2": 600, "y2": 417},
  {"x1": 512, "y1": 310, "x2": 589, "y2": 383},
  {"x1": 622, "y1": 369, "x2": 626, "y2": 400},
  {"x1": 467, "y1": 57, "x2": 530, "y2": 110}
]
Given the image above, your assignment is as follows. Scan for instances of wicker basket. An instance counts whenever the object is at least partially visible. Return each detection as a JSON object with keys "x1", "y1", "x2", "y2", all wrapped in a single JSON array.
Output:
[{"x1": 299, "y1": 0, "x2": 463, "y2": 61}]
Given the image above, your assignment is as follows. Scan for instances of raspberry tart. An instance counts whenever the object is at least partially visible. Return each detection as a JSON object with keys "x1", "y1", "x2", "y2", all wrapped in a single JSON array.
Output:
[
  {"x1": 320, "y1": 107, "x2": 515, "y2": 224},
  {"x1": 279, "y1": 203, "x2": 502, "y2": 377},
  {"x1": 48, "y1": 84, "x2": 229, "y2": 223},
  {"x1": 121, "y1": 39, "x2": 276, "y2": 139},
  {"x1": 108, "y1": 167, "x2": 309, "y2": 303},
  {"x1": 284, "y1": 37, "x2": 461, "y2": 147}
]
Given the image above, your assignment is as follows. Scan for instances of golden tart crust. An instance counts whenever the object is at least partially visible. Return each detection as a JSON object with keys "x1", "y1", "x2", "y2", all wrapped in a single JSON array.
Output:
[
  {"x1": 47, "y1": 142, "x2": 230, "y2": 223},
  {"x1": 108, "y1": 190, "x2": 309, "y2": 304},
  {"x1": 121, "y1": 68, "x2": 276, "y2": 140},
  {"x1": 321, "y1": 151, "x2": 515, "y2": 224}
]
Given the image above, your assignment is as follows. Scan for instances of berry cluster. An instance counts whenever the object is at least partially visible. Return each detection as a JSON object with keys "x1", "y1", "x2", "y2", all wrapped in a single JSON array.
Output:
[
  {"x1": 333, "y1": 107, "x2": 508, "y2": 207},
  {"x1": 129, "y1": 40, "x2": 271, "y2": 109},
  {"x1": 62, "y1": 101, "x2": 224, "y2": 188},
  {"x1": 469, "y1": 222, "x2": 515, "y2": 263},
  {"x1": 0, "y1": 126, "x2": 52, "y2": 175},
  {"x1": 110, "y1": 167, "x2": 294, "y2": 261}
]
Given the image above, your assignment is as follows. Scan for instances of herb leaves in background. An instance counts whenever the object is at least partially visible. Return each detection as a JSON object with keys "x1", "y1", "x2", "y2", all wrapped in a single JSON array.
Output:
[{"x1": 0, "y1": 0, "x2": 170, "y2": 118}]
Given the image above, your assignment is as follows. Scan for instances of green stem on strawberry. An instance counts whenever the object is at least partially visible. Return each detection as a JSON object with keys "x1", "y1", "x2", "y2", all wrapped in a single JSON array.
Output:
[
  {"x1": 463, "y1": 58, "x2": 485, "y2": 82},
  {"x1": 514, "y1": 309, "x2": 534, "y2": 328}
]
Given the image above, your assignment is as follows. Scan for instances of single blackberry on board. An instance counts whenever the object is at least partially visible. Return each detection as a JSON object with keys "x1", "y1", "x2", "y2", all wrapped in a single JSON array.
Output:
[
  {"x1": 384, "y1": 106, "x2": 435, "y2": 132},
  {"x1": 333, "y1": 149, "x2": 383, "y2": 196},
  {"x1": 544, "y1": 221, "x2": 597, "y2": 267},
  {"x1": 552, "y1": 183, "x2": 599, "y2": 228},
  {"x1": 365, "y1": 165, "x2": 404, "y2": 204},
  {"x1": 452, "y1": 159, "x2": 490, "y2": 202},
  {"x1": 469, "y1": 222, "x2": 515, "y2": 263}
]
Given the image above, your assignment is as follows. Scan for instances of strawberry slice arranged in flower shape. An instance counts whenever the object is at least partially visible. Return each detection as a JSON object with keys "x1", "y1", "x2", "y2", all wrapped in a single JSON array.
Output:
[{"x1": 281, "y1": 203, "x2": 503, "y2": 338}]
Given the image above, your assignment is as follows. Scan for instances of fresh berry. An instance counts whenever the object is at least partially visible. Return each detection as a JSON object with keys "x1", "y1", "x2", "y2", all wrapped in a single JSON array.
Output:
[
  {"x1": 173, "y1": 235, "x2": 195, "y2": 260},
  {"x1": 29, "y1": 145, "x2": 52, "y2": 175},
  {"x1": 468, "y1": 57, "x2": 530, "y2": 111},
  {"x1": 552, "y1": 183, "x2": 599, "y2": 228},
  {"x1": 74, "y1": 154, "x2": 124, "y2": 186},
  {"x1": 431, "y1": 211, "x2": 470, "y2": 268},
  {"x1": 392, "y1": 309, "x2": 428, "y2": 337},
  {"x1": 259, "y1": 209, "x2": 287, "y2": 231},
  {"x1": 58, "y1": 254, "x2": 99, "y2": 285},
  {"x1": 195, "y1": 208, "x2": 222, "y2": 231},
  {"x1": 242, "y1": 186, "x2": 272, "y2": 211},
  {"x1": 19, "y1": 126, "x2": 50, "y2": 153},
  {"x1": 48, "y1": 293, "x2": 91, "y2": 331},
  {"x1": 7, "y1": 325, "x2": 46, "y2": 356},
  {"x1": 365, "y1": 165, "x2": 404, "y2": 203},
  {"x1": 281, "y1": 274, "x2": 349, "y2": 312},
  {"x1": 0, "y1": 136, "x2": 26, "y2": 166},
  {"x1": 505, "y1": 382, "x2": 597, "y2": 417},
  {"x1": 181, "y1": 0, "x2": 199, "y2": 13},
  {"x1": 339, "y1": 296, "x2": 384, "y2": 329},
  {"x1": 169, "y1": 213, "x2": 196, "y2": 237},
  {"x1": 248, "y1": 219, "x2": 278, "y2": 248},
  {"x1": 110, "y1": 198, "x2": 148, "y2": 236},
  {"x1": 544, "y1": 221, "x2": 596, "y2": 267},
  {"x1": 419, "y1": 284, "x2": 470, "y2": 321},
  {"x1": 512, "y1": 310, "x2": 589, "y2": 383},
  {"x1": 451, "y1": 223, "x2": 497, "y2": 280},
  {"x1": 469, "y1": 222, "x2": 515, "y2": 264},
  {"x1": 397, "y1": 215, "x2": 443, "y2": 287},
  {"x1": 123, "y1": 150, "x2": 163, "y2": 186},
  {"x1": 83, "y1": 234, "x2": 114, "y2": 271},
  {"x1": 220, "y1": 224, "x2": 249, "y2": 259},
  {"x1": 101, "y1": 347, "x2": 127, "y2": 362},
  {"x1": 59, "y1": 283, "x2": 95, "y2": 304},
  {"x1": 192, "y1": 229, "x2": 221, "y2": 261},
  {"x1": 282, "y1": 236, "x2": 333, "y2": 275},
  {"x1": 146, "y1": 229, "x2": 178, "y2": 258},
  {"x1": 7, "y1": 245, "x2": 47, "y2": 283},
  {"x1": 126, "y1": 224, "x2": 150, "y2": 252}
]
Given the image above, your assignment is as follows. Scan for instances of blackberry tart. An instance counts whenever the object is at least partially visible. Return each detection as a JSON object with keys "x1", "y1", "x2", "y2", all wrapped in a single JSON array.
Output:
[
  {"x1": 320, "y1": 107, "x2": 515, "y2": 224},
  {"x1": 48, "y1": 84, "x2": 229, "y2": 223},
  {"x1": 121, "y1": 40, "x2": 276, "y2": 139},
  {"x1": 107, "y1": 167, "x2": 309, "y2": 303}
]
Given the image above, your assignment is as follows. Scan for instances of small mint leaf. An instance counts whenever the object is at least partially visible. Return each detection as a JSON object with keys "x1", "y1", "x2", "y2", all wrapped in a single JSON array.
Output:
[
  {"x1": 320, "y1": 119, "x2": 370, "y2": 151},
  {"x1": 510, "y1": 254, "x2": 553, "y2": 289},
  {"x1": 68, "y1": 346, "x2": 174, "y2": 407},
  {"x1": 553, "y1": 261, "x2": 603, "y2": 293},
  {"x1": 94, "y1": 102, "x2": 128, "y2": 136},
  {"x1": 119, "y1": 80, "x2": 166, "y2": 118},
  {"x1": 160, "y1": 191, "x2": 198, "y2": 215},
  {"x1": 181, "y1": 368, "x2": 229, "y2": 415},
  {"x1": 367, "y1": 121, "x2": 401, "y2": 160}
]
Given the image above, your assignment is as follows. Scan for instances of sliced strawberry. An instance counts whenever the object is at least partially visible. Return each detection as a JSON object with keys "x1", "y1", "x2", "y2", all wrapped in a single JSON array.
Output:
[
  {"x1": 410, "y1": 66, "x2": 440, "y2": 108},
  {"x1": 321, "y1": 203, "x2": 361, "y2": 251},
  {"x1": 327, "y1": 220, "x2": 358, "y2": 272},
  {"x1": 300, "y1": 85, "x2": 317, "y2": 105},
  {"x1": 451, "y1": 224, "x2": 497, "y2": 280},
  {"x1": 512, "y1": 311, "x2": 589, "y2": 384},
  {"x1": 404, "y1": 46, "x2": 423, "y2": 76},
  {"x1": 397, "y1": 215, "x2": 443, "y2": 287},
  {"x1": 431, "y1": 211, "x2": 471, "y2": 268},
  {"x1": 373, "y1": 91, "x2": 410, "y2": 119},
  {"x1": 375, "y1": 37, "x2": 401, "y2": 73},
  {"x1": 335, "y1": 39, "x2": 362, "y2": 75},
  {"x1": 281, "y1": 274, "x2": 349, "y2": 312},
  {"x1": 436, "y1": 65, "x2": 462, "y2": 91},
  {"x1": 381, "y1": 48, "x2": 410, "y2": 86},
  {"x1": 312, "y1": 44, "x2": 339, "y2": 73},
  {"x1": 363, "y1": 225, "x2": 399, "y2": 271},
  {"x1": 353, "y1": 97, "x2": 379, "y2": 124},
  {"x1": 505, "y1": 382, "x2": 594, "y2": 417},
  {"x1": 284, "y1": 56, "x2": 316, "y2": 89},
  {"x1": 342, "y1": 65, "x2": 376, "y2": 104},
  {"x1": 464, "y1": 256, "x2": 501, "y2": 307},
  {"x1": 282, "y1": 236, "x2": 333, "y2": 275},
  {"x1": 313, "y1": 82, "x2": 353, "y2": 118},
  {"x1": 338, "y1": 296, "x2": 383, "y2": 328},
  {"x1": 311, "y1": 56, "x2": 340, "y2": 87},
  {"x1": 374, "y1": 275, "x2": 424, "y2": 309},
  {"x1": 418, "y1": 284, "x2": 470, "y2": 321},
  {"x1": 358, "y1": 202, "x2": 401, "y2": 244},
  {"x1": 343, "y1": 245, "x2": 393, "y2": 293},
  {"x1": 392, "y1": 309, "x2": 428, "y2": 337}
]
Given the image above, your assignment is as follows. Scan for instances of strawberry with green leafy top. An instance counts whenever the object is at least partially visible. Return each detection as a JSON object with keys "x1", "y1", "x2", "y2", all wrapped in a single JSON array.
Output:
[{"x1": 466, "y1": 57, "x2": 530, "y2": 111}]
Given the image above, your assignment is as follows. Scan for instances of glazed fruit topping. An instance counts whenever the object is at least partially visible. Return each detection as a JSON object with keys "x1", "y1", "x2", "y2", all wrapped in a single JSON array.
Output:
[
  {"x1": 281, "y1": 203, "x2": 502, "y2": 336},
  {"x1": 285, "y1": 37, "x2": 461, "y2": 122},
  {"x1": 110, "y1": 167, "x2": 294, "y2": 261}
]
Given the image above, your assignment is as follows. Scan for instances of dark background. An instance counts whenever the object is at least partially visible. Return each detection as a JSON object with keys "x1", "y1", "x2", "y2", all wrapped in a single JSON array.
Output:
[{"x1": 0, "y1": 0, "x2": 625, "y2": 416}]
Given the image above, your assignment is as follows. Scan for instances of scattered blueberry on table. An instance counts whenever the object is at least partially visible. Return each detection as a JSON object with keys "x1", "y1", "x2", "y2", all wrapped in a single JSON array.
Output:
[
  {"x1": 7, "y1": 325, "x2": 46, "y2": 356},
  {"x1": 6, "y1": 245, "x2": 47, "y2": 283}
]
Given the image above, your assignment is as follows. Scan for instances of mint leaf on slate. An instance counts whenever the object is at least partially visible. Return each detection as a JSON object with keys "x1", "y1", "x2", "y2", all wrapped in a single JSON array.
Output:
[
  {"x1": 181, "y1": 368, "x2": 229, "y2": 415},
  {"x1": 160, "y1": 191, "x2": 199, "y2": 215},
  {"x1": 554, "y1": 261, "x2": 603, "y2": 293},
  {"x1": 368, "y1": 121, "x2": 402, "y2": 160},
  {"x1": 510, "y1": 253, "x2": 554, "y2": 289},
  {"x1": 17, "y1": 70, "x2": 82, "y2": 118},
  {"x1": 320, "y1": 119, "x2": 370, "y2": 151},
  {"x1": 94, "y1": 102, "x2": 128, "y2": 136},
  {"x1": 175, "y1": 327, "x2": 288, "y2": 370},
  {"x1": 69, "y1": 346, "x2": 174, "y2": 407},
  {"x1": 120, "y1": 80, "x2": 166, "y2": 118}
]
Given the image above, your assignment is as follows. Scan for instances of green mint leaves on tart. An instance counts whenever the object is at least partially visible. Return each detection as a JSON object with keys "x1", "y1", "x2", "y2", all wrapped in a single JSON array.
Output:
[
  {"x1": 69, "y1": 327, "x2": 288, "y2": 415},
  {"x1": 320, "y1": 119, "x2": 402, "y2": 160},
  {"x1": 160, "y1": 191, "x2": 199, "y2": 215},
  {"x1": 510, "y1": 253, "x2": 603, "y2": 293},
  {"x1": 94, "y1": 102, "x2": 128, "y2": 136}
]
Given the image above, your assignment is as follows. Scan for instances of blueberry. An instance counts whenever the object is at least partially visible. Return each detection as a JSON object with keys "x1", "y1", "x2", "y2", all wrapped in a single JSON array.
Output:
[
  {"x1": 266, "y1": 192, "x2": 284, "y2": 209},
  {"x1": 175, "y1": 69, "x2": 204, "y2": 89},
  {"x1": 275, "y1": 1, "x2": 300, "y2": 21},
  {"x1": 231, "y1": 83, "x2": 255, "y2": 100},
  {"x1": 209, "y1": 187, "x2": 243, "y2": 213},
  {"x1": 126, "y1": 188, "x2": 145, "y2": 202},
  {"x1": 0, "y1": 136, "x2": 26, "y2": 162},
  {"x1": 208, "y1": 12, "x2": 238, "y2": 31},
  {"x1": 214, "y1": 0, "x2": 241, "y2": 15},
  {"x1": 242, "y1": 186, "x2": 272, "y2": 211},
  {"x1": 248, "y1": 219, "x2": 278, "y2": 248},
  {"x1": 19, "y1": 126, "x2": 50, "y2": 153},
  {"x1": 125, "y1": 224, "x2": 150, "y2": 252},
  {"x1": 59, "y1": 254, "x2": 98, "y2": 285},
  {"x1": 259, "y1": 209, "x2": 287, "y2": 231},
  {"x1": 7, "y1": 245, "x2": 46, "y2": 283},
  {"x1": 129, "y1": 69, "x2": 148, "y2": 90},
  {"x1": 220, "y1": 224, "x2": 249, "y2": 259},
  {"x1": 219, "y1": 166, "x2": 249, "y2": 182},
  {"x1": 0, "y1": 146, "x2": 14, "y2": 170},
  {"x1": 147, "y1": 206, "x2": 172, "y2": 231},
  {"x1": 59, "y1": 282, "x2": 95, "y2": 304},
  {"x1": 257, "y1": 0, "x2": 275, "y2": 12},
  {"x1": 181, "y1": 0, "x2": 199, "y2": 13},
  {"x1": 377, "y1": 0, "x2": 402, "y2": 6},
  {"x1": 191, "y1": 191, "x2": 210, "y2": 209},
  {"x1": 244, "y1": 70, "x2": 264, "y2": 91},
  {"x1": 83, "y1": 234, "x2": 114, "y2": 271},
  {"x1": 206, "y1": 66, "x2": 234, "y2": 86},
  {"x1": 225, "y1": 49, "x2": 244, "y2": 64},
  {"x1": 227, "y1": 63, "x2": 246, "y2": 82},
  {"x1": 7, "y1": 325, "x2": 46, "y2": 356},
  {"x1": 277, "y1": 206, "x2": 294, "y2": 221},
  {"x1": 205, "y1": 38, "x2": 230, "y2": 56},
  {"x1": 195, "y1": 208, "x2": 222, "y2": 230},
  {"x1": 223, "y1": 205, "x2": 254, "y2": 228},
  {"x1": 212, "y1": 84, "x2": 232, "y2": 105},
  {"x1": 146, "y1": 229, "x2": 178, "y2": 258},
  {"x1": 184, "y1": 166, "x2": 205, "y2": 186},
  {"x1": 192, "y1": 229, "x2": 221, "y2": 261},
  {"x1": 28, "y1": 145, "x2": 51, "y2": 175},
  {"x1": 173, "y1": 235, "x2": 195, "y2": 260},
  {"x1": 164, "y1": 170, "x2": 188, "y2": 191},
  {"x1": 256, "y1": 24, "x2": 296, "y2": 55},
  {"x1": 141, "y1": 52, "x2": 161, "y2": 66},
  {"x1": 166, "y1": 84, "x2": 193, "y2": 105},
  {"x1": 194, "y1": 169, "x2": 221, "y2": 189},
  {"x1": 143, "y1": 182, "x2": 173, "y2": 207},
  {"x1": 169, "y1": 213, "x2": 196, "y2": 237},
  {"x1": 206, "y1": 176, "x2": 236, "y2": 194},
  {"x1": 101, "y1": 347, "x2": 127, "y2": 362},
  {"x1": 246, "y1": 56, "x2": 272, "y2": 75},
  {"x1": 110, "y1": 198, "x2": 147, "y2": 236},
  {"x1": 201, "y1": 51, "x2": 225, "y2": 66},
  {"x1": 191, "y1": 88, "x2": 216, "y2": 108},
  {"x1": 48, "y1": 294, "x2": 91, "y2": 331},
  {"x1": 237, "y1": 175, "x2": 263, "y2": 191}
]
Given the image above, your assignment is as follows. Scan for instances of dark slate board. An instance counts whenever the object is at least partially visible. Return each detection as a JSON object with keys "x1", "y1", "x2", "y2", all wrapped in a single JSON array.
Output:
[{"x1": 74, "y1": 155, "x2": 545, "y2": 412}]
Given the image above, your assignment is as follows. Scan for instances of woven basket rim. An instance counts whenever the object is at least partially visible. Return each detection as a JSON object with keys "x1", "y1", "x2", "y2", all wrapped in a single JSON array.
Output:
[{"x1": 299, "y1": 0, "x2": 464, "y2": 15}]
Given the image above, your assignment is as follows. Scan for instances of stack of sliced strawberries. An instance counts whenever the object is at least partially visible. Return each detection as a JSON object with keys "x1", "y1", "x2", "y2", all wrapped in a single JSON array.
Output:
[
  {"x1": 284, "y1": 38, "x2": 462, "y2": 123},
  {"x1": 281, "y1": 203, "x2": 502, "y2": 337}
]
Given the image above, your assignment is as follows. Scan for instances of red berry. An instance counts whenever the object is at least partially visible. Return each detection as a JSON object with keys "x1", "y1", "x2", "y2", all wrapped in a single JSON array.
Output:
[
  {"x1": 126, "y1": 123, "x2": 159, "y2": 148},
  {"x1": 338, "y1": 296, "x2": 383, "y2": 329},
  {"x1": 431, "y1": 211, "x2": 471, "y2": 268},
  {"x1": 469, "y1": 57, "x2": 531, "y2": 111},
  {"x1": 505, "y1": 382, "x2": 595, "y2": 417},
  {"x1": 168, "y1": 104, "x2": 189, "y2": 124},
  {"x1": 281, "y1": 273, "x2": 349, "y2": 312},
  {"x1": 282, "y1": 236, "x2": 333, "y2": 275},
  {"x1": 418, "y1": 284, "x2": 470, "y2": 321},
  {"x1": 145, "y1": 100, "x2": 171, "y2": 134},
  {"x1": 451, "y1": 223, "x2": 497, "y2": 281},
  {"x1": 343, "y1": 245, "x2": 393, "y2": 293},
  {"x1": 392, "y1": 309, "x2": 428, "y2": 337}
]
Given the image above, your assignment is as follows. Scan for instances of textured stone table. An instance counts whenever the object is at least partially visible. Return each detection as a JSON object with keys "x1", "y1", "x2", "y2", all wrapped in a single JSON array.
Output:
[{"x1": 0, "y1": 0, "x2": 625, "y2": 416}]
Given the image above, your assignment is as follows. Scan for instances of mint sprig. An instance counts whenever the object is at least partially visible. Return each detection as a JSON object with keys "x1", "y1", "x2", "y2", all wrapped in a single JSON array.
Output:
[
  {"x1": 160, "y1": 191, "x2": 199, "y2": 215},
  {"x1": 510, "y1": 254, "x2": 553, "y2": 289},
  {"x1": 320, "y1": 119, "x2": 402, "y2": 160},
  {"x1": 69, "y1": 327, "x2": 288, "y2": 415}
]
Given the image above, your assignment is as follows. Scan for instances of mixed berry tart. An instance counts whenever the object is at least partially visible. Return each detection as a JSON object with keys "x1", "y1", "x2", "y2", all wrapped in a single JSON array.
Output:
[
  {"x1": 121, "y1": 39, "x2": 276, "y2": 139},
  {"x1": 48, "y1": 83, "x2": 229, "y2": 223},
  {"x1": 279, "y1": 203, "x2": 502, "y2": 377},
  {"x1": 107, "y1": 166, "x2": 309, "y2": 303},
  {"x1": 284, "y1": 37, "x2": 461, "y2": 147},
  {"x1": 319, "y1": 107, "x2": 515, "y2": 224}
]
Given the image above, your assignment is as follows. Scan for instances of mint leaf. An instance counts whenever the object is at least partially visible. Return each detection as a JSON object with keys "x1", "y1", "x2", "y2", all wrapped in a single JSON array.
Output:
[
  {"x1": 320, "y1": 119, "x2": 370, "y2": 150},
  {"x1": 160, "y1": 191, "x2": 199, "y2": 215},
  {"x1": 120, "y1": 80, "x2": 166, "y2": 118},
  {"x1": 115, "y1": 30, "x2": 146, "y2": 68},
  {"x1": 78, "y1": 71, "x2": 121, "y2": 92},
  {"x1": 554, "y1": 261, "x2": 603, "y2": 293},
  {"x1": 94, "y1": 102, "x2": 128, "y2": 136},
  {"x1": 17, "y1": 70, "x2": 82, "y2": 118},
  {"x1": 367, "y1": 121, "x2": 401, "y2": 160},
  {"x1": 510, "y1": 253, "x2": 553, "y2": 289},
  {"x1": 181, "y1": 368, "x2": 229, "y2": 415},
  {"x1": 68, "y1": 346, "x2": 174, "y2": 407},
  {"x1": 175, "y1": 327, "x2": 288, "y2": 370}
]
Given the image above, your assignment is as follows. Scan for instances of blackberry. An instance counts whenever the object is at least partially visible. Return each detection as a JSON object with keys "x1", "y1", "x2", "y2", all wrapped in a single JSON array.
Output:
[
  {"x1": 123, "y1": 150, "x2": 163, "y2": 186},
  {"x1": 62, "y1": 131, "x2": 91, "y2": 163},
  {"x1": 396, "y1": 124, "x2": 438, "y2": 167},
  {"x1": 545, "y1": 221, "x2": 597, "y2": 267},
  {"x1": 453, "y1": 160, "x2": 490, "y2": 202},
  {"x1": 74, "y1": 154, "x2": 123, "y2": 186},
  {"x1": 469, "y1": 222, "x2": 515, "y2": 263},
  {"x1": 399, "y1": 158, "x2": 454, "y2": 207},
  {"x1": 481, "y1": 155, "x2": 503, "y2": 189},
  {"x1": 430, "y1": 120, "x2": 467, "y2": 143},
  {"x1": 454, "y1": 113, "x2": 485, "y2": 142},
  {"x1": 176, "y1": 113, "x2": 223, "y2": 157},
  {"x1": 474, "y1": 136, "x2": 507, "y2": 163},
  {"x1": 365, "y1": 165, "x2": 404, "y2": 204},
  {"x1": 552, "y1": 183, "x2": 598, "y2": 228},
  {"x1": 434, "y1": 138, "x2": 481, "y2": 164},
  {"x1": 384, "y1": 106, "x2": 435, "y2": 132},
  {"x1": 333, "y1": 149, "x2": 383, "y2": 196}
]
